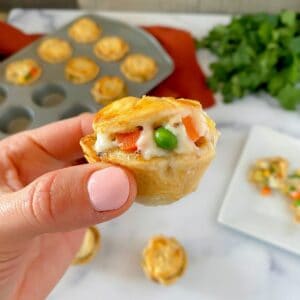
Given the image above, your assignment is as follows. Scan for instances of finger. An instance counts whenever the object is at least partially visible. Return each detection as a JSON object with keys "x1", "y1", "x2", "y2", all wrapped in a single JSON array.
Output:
[
  {"x1": 0, "y1": 163, "x2": 137, "y2": 246},
  {"x1": 0, "y1": 113, "x2": 94, "y2": 186},
  {"x1": 25, "y1": 113, "x2": 94, "y2": 161}
]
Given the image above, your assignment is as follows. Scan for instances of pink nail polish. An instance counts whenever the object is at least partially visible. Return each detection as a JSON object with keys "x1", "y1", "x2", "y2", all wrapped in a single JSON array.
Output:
[{"x1": 87, "y1": 167, "x2": 130, "y2": 211}]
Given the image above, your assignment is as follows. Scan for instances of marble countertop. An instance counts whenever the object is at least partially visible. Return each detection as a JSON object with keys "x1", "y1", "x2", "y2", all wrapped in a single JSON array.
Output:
[{"x1": 8, "y1": 9, "x2": 300, "y2": 300}]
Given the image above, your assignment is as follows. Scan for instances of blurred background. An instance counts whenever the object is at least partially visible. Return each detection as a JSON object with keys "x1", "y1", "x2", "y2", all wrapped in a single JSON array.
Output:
[{"x1": 0, "y1": 0, "x2": 299, "y2": 15}]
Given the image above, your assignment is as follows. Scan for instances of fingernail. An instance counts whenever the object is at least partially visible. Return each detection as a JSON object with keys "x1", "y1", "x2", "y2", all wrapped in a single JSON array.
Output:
[{"x1": 87, "y1": 167, "x2": 130, "y2": 211}]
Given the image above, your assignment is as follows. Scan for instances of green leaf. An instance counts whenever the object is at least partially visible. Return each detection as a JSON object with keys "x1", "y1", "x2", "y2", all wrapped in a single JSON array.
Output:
[
  {"x1": 201, "y1": 11, "x2": 300, "y2": 109},
  {"x1": 230, "y1": 77, "x2": 244, "y2": 98},
  {"x1": 251, "y1": 13, "x2": 279, "y2": 27},
  {"x1": 256, "y1": 49, "x2": 278, "y2": 79},
  {"x1": 285, "y1": 58, "x2": 300, "y2": 83},
  {"x1": 232, "y1": 44, "x2": 255, "y2": 68},
  {"x1": 276, "y1": 84, "x2": 300, "y2": 110},
  {"x1": 258, "y1": 21, "x2": 274, "y2": 44},
  {"x1": 276, "y1": 28, "x2": 295, "y2": 47},
  {"x1": 280, "y1": 10, "x2": 296, "y2": 27},
  {"x1": 210, "y1": 61, "x2": 232, "y2": 80},
  {"x1": 222, "y1": 83, "x2": 234, "y2": 103},
  {"x1": 195, "y1": 38, "x2": 204, "y2": 50},
  {"x1": 267, "y1": 74, "x2": 286, "y2": 95},
  {"x1": 209, "y1": 25, "x2": 228, "y2": 39},
  {"x1": 290, "y1": 36, "x2": 300, "y2": 54},
  {"x1": 207, "y1": 76, "x2": 219, "y2": 91}
]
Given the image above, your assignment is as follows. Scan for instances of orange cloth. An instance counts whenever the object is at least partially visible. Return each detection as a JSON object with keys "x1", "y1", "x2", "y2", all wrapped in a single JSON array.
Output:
[
  {"x1": 144, "y1": 26, "x2": 215, "y2": 108},
  {"x1": 0, "y1": 21, "x2": 41, "y2": 57},
  {"x1": 0, "y1": 21, "x2": 215, "y2": 108}
]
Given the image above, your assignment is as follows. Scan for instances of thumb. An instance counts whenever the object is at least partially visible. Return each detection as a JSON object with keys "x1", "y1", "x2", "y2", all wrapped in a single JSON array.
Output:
[{"x1": 0, "y1": 163, "x2": 136, "y2": 244}]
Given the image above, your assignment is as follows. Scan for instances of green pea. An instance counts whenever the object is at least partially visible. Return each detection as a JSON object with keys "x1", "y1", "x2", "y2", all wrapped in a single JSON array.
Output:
[
  {"x1": 293, "y1": 200, "x2": 300, "y2": 207},
  {"x1": 154, "y1": 127, "x2": 178, "y2": 150}
]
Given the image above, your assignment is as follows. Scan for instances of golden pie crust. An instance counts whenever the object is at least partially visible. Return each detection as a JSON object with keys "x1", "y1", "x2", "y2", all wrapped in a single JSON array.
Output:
[
  {"x1": 94, "y1": 36, "x2": 129, "y2": 61},
  {"x1": 5, "y1": 59, "x2": 42, "y2": 85},
  {"x1": 68, "y1": 17, "x2": 101, "y2": 43},
  {"x1": 37, "y1": 38, "x2": 72, "y2": 63},
  {"x1": 120, "y1": 54, "x2": 158, "y2": 82},
  {"x1": 91, "y1": 76, "x2": 127, "y2": 105},
  {"x1": 65, "y1": 56, "x2": 100, "y2": 84},
  {"x1": 72, "y1": 226, "x2": 100, "y2": 265},
  {"x1": 142, "y1": 235, "x2": 187, "y2": 285}
]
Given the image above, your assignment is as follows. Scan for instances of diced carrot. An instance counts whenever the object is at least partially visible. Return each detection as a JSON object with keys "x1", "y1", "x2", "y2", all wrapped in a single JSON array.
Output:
[
  {"x1": 30, "y1": 67, "x2": 38, "y2": 76},
  {"x1": 290, "y1": 191, "x2": 300, "y2": 200},
  {"x1": 30, "y1": 68, "x2": 39, "y2": 76},
  {"x1": 115, "y1": 128, "x2": 141, "y2": 152},
  {"x1": 260, "y1": 186, "x2": 271, "y2": 196},
  {"x1": 24, "y1": 67, "x2": 38, "y2": 81},
  {"x1": 182, "y1": 115, "x2": 200, "y2": 142},
  {"x1": 195, "y1": 136, "x2": 206, "y2": 147}
]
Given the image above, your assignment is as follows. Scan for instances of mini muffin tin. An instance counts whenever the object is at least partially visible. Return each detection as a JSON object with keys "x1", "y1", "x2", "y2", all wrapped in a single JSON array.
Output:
[{"x1": 0, "y1": 14, "x2": 174, "y2": 139}]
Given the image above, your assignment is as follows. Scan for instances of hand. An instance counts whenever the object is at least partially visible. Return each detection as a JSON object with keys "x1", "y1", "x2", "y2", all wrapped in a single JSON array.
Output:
[{"x1": 0, "y1": 114, "x2": 137, "y2": 299}]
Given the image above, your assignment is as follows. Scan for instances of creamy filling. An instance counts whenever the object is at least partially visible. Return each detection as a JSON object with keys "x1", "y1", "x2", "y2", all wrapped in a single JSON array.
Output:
[
  {"x1": 164, "y1": 115, "x2": 197, "y2": 154},
  {"x1": 135, "y1": 124, "x2": 168, "y2": 159},
  {"x1": 95, "y1": 132, "x2": 117, "y2": 153},
  {"x1": 94, "y1": 111, "x2": 215, "y2": 159}
]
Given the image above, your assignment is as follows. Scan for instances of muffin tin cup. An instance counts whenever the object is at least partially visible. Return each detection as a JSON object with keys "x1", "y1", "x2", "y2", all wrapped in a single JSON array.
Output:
[{"x1": 0, "y1": 14, "x2": 174, "y2": 138}]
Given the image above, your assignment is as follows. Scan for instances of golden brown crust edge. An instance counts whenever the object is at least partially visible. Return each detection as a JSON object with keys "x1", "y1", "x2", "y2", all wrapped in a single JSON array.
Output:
[
  {"x1": 93, "y1": 96, "x2": 202, "y2": 134},
  {"x1": 80, "y1": 134, "x2": 215, "y2": 206}
]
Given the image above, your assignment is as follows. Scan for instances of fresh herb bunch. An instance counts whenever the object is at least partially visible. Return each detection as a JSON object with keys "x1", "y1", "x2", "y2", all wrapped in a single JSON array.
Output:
[{"x1": 197, "y1": 11, "x2": 300, "y2": 110}]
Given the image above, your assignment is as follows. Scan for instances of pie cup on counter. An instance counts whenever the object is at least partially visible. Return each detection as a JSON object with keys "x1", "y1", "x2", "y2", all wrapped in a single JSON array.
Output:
[
  {"x1": 72, "y1": 226, "x2": 100, "y2": 265},
  {"x1": 68, "y1": 17, "x2": 102, "y2": 43},
  {"x1": 5, "y1": 59, "x2": 42, "y2": 85},
  {"x1": 80, "y1": 96, "x2": 219, "y2": 206},
  {"x1": 142, "y1": 235, "x2": 187, "y2": 285}
]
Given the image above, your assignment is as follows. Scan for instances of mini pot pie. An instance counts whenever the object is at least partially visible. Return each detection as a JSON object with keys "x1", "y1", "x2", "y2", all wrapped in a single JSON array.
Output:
[
  {"x1": 72, "y1": 226, "x2": 100, "y2": 265},
  {"x1": 94, "y1": 36, "x2": 129, "y2": 61},
  {"x1": 37, "y1": 38, "x2": 72, "y2": 63},
  {"x1": 120, "y1": 54, "x2": 158, "y2": 82},
  {"x1": 91, "y1": 76, "x2": 127, "y2": 105},
  {"x1": 65, "y1": 56, "x2": 100, "y2": 84},
  {"x1": 80, "y1": 96, "x2": 219, "y2": 206},
  {"x1": 68, "y1": 17, "x2": 101, "y2": 43},
  {"x1": 249, "y1": 157, "x2": 289, "y2": 196},
  {"x1": 142, "y1": 235, "x2": 187, "y2": 285},
  {"x1": 5, "y1": 59, "x2": 42, "y2": 85}
]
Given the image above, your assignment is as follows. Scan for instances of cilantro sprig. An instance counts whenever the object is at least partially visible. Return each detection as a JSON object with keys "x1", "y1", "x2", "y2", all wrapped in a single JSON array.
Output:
[{"x1": 198, "y1": 11, "x2": 300, "y2": 110}]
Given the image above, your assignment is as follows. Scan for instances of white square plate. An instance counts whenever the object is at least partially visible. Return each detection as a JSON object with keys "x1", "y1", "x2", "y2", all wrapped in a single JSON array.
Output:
[{"x1": 218, "y1": 126, "x2": 300, "y2": 255}]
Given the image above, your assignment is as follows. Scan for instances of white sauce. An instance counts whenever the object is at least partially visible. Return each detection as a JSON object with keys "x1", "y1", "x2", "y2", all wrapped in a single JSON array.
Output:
[
  {"x1": 164, "y1": 115, "x2": 197, "y2": 154},
  {"x1": 94, "y1": 132, "x2": 116, "y2": 153},
  {"x1": 136, "y1": 124, "x2": 168, "y2": 159}
]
